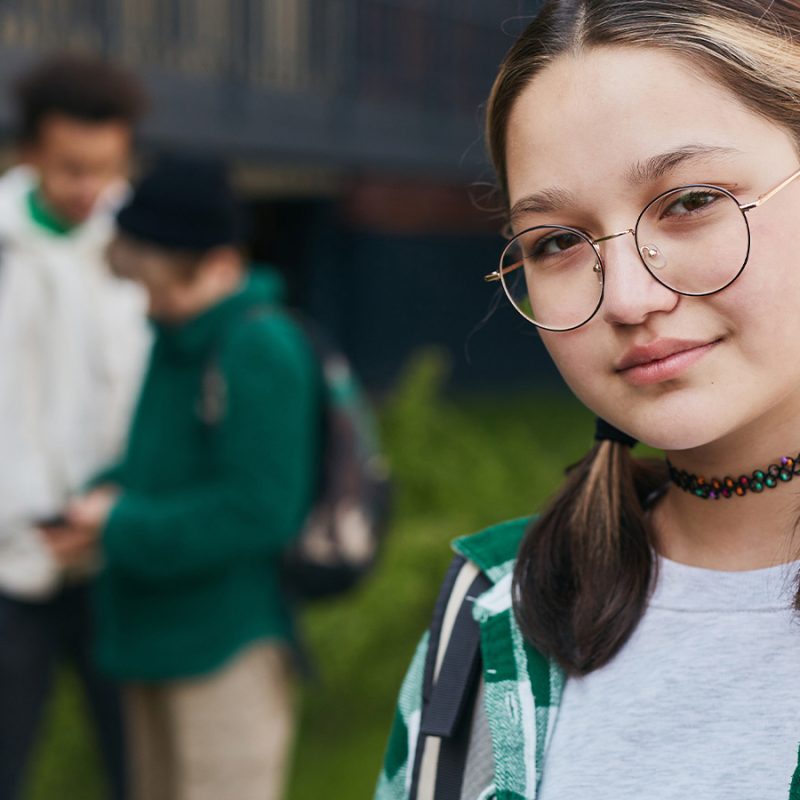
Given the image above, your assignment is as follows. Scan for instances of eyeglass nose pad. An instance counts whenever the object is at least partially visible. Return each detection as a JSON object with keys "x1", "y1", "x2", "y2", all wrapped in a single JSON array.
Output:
[
  {"x1": 640, "y1": 243, "x2": 667, "y2": 270},
  {"x1": 592, "y1": 260, "x2": 602, "y2": 283}
]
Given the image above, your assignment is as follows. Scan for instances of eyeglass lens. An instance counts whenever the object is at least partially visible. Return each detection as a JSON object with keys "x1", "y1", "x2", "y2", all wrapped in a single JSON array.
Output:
[{"x1": 500, "y1": 186, "x2": 749, "y2": 330}]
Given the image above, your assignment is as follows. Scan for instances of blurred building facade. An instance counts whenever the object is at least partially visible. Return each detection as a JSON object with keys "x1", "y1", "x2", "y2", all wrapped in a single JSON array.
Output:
[{"x1": 0, "y1": 0, "x2": 558, "y2": 390}]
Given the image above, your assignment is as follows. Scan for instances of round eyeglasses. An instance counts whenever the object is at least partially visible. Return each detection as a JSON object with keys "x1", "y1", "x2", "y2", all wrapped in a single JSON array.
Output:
[{"x1": 485, "y1": 168, "x2": 800, "y2": 331}]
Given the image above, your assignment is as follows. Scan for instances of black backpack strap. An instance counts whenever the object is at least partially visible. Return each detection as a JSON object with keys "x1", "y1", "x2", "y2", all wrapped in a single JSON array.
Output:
[{"x1": 410, "y1": 555, "x2": 492, "y2": 800}]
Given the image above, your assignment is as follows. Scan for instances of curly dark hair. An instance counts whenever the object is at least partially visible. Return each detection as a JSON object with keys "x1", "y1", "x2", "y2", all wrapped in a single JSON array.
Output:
[{"x1": 13, "y1": 52, "x2": 148, "y2": 143}]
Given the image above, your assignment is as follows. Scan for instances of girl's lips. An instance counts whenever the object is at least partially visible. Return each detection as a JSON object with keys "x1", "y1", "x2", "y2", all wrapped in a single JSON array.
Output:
[{"x1": 617, "y1": 340, "x2": 720, "y2": 386}]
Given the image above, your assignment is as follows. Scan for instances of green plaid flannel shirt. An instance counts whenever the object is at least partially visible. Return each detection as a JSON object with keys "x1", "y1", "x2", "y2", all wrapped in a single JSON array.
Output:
[
  {"x1": 375, "y1": 517, "x2": 563, "y2": 799},
  {"x1": 375, "y1": 516, "x2": 800, "y2": 800}
]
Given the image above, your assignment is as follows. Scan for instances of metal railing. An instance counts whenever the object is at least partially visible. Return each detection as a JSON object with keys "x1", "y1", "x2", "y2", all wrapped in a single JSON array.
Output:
[{"x1": 0, "y1": 0, "x2": 542, "y2": 176}]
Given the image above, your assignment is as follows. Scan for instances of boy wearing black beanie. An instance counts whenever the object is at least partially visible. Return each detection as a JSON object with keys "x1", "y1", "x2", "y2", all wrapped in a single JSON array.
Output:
[{"x1": 58, "y1": 154, "x2": 320, "y2": 800}]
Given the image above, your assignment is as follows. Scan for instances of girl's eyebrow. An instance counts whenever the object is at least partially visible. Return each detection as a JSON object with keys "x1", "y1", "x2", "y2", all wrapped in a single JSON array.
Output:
[
  {"x1": 509, "y1": 144, "x2": 742, "y2": 225},
  {"x1": 509, "y1": 186, "x2": 578, "y2": 223},
  {"x1": 626, "y1": 143, "x2": 742, "y2": 185}
]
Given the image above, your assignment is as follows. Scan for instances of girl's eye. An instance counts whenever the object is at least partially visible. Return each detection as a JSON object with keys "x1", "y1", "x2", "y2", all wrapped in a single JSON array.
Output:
[
  {"x1": 661, "y1": 190, "x2": 721, "y2": 217},
  {"x1": 530, "y1": 232, "x2": 584, "y2": 258}
]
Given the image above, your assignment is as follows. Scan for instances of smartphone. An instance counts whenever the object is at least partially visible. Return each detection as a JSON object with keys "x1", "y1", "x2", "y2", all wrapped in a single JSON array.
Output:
[{"x1": 36, "y1": 514, "x2": 69, "y2": 529}]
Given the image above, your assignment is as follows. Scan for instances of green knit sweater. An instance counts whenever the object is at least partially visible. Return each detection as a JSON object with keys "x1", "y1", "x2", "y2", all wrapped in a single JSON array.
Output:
[{"x1": 93, "y1": 270, "x2": 320, "y2": 680}]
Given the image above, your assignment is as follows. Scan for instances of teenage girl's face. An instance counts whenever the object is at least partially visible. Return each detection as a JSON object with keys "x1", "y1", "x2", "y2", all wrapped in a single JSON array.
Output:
[{"x1": 505, "y1": 46, "x2": 800, "y2": 452}]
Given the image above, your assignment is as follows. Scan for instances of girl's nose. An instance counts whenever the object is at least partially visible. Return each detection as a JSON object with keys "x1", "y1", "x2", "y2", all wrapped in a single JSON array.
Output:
[{"x1": 599, "y1": 231, "x2": 679, "y2": 326}]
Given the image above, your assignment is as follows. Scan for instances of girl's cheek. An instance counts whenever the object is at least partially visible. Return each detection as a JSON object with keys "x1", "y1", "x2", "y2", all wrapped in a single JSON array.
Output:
[{"x1": 540, "y1": 328, "x2": 600, "y2": 382}]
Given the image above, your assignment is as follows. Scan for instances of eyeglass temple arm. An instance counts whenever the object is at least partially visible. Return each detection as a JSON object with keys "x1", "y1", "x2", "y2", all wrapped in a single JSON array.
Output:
[
  {"x1": 484, "y1": 259, "x2": 523, "y2": 282},
  {"x1": 741, "y1": 166, "x2": 800, "y2": 211}
]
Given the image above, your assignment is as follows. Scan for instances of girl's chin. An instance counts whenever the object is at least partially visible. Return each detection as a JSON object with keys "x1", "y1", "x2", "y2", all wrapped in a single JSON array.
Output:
[
  {"x1": 638, "y1": 435, "x2": 713, "y2": 453},
  {"x1": 600, "y1": 408, "x2": 739, "y2": 453}
]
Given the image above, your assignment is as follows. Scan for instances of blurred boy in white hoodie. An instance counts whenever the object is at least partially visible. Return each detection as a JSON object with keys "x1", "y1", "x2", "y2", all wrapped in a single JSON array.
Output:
[{"x1": 0, "y1": 54, "x2": 149, "y2": 799}]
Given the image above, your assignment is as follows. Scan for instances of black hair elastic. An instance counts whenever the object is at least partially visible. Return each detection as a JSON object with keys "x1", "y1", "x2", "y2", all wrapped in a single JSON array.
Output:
[{"x1": 594, "y1": 417, "x2": 637, "y2": 448}]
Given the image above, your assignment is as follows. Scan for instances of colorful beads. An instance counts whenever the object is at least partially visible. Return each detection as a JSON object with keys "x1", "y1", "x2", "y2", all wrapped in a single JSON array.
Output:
[{"x1": 668, "y1": 451, "x2": 800, "y2": 499}]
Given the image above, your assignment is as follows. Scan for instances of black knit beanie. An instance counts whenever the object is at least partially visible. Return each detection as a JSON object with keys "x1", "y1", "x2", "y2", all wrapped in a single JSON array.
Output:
[{"x1": 117, "y1": 152, "x2": 240, "y2": 251}]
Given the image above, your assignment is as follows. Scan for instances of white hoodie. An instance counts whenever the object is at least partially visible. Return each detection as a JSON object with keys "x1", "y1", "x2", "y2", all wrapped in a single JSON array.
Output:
[{"x1": 0, "y1": 166, "x2": 150, "y2": 600}]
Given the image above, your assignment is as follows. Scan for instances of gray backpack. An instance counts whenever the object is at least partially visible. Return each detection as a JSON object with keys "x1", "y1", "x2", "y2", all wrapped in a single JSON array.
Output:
[{"x1": 202, "y1": 310, "x2": 392, "y2": 600}]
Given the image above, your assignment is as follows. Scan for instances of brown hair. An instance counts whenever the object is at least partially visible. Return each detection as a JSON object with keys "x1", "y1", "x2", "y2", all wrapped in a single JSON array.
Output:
[
  {"x1": 13, "y1": 52, "x2": 147, "y2": 143},
  {"x1": 489, "y1": 0, "x2": 800, "y2": 675}
]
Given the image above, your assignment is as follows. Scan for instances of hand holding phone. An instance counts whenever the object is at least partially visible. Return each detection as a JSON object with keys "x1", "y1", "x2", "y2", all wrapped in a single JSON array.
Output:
[
  {"x1": 37, "y1": 514, "x2": 97, "y2": 567},
  {"x1": 36, "y1": 514, "x2": 69, "y2": 530}
]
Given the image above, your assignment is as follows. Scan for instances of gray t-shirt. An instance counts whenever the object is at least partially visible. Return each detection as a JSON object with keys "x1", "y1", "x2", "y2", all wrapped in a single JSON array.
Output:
[{"x1": 534, "y1": 556, "x2": 800, "y2": 799}]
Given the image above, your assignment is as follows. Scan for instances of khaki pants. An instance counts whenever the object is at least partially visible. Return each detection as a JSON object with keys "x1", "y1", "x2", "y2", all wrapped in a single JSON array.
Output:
[{"x1": 125, "y1": 643, "x2": 295, "y2": 800}]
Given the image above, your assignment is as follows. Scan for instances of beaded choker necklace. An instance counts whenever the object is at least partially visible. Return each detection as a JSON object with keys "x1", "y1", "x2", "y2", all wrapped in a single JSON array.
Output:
[{"x1": 668, "y1": 454, "x2": 800, "y2": 499}]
